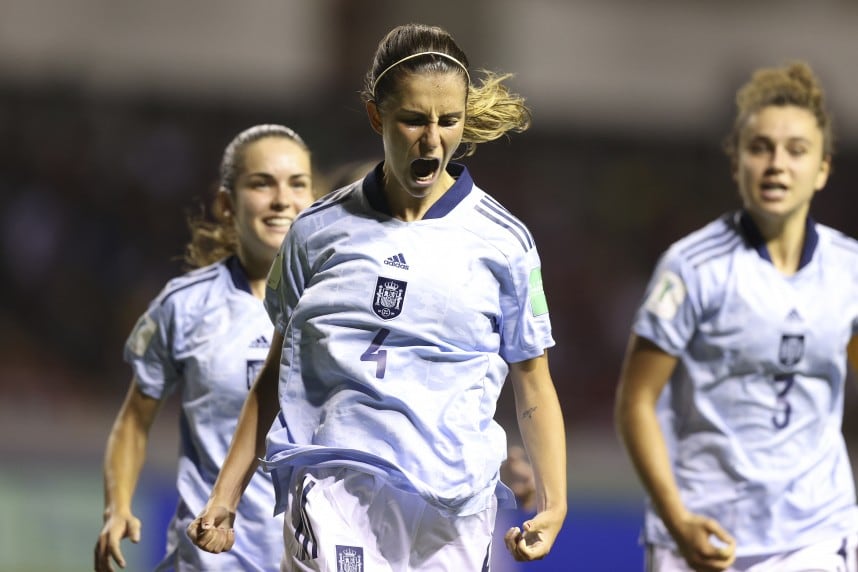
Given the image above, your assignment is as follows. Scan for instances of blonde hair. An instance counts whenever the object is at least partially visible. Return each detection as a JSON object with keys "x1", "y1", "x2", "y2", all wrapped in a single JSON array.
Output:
[
  {"x1": 462, "y1": 70, "x2": 531, "y2": 157},
  {"x1": 362, "y1": 23, "x2": 531, "y2": 157},
  {"x1": 724, "y1": 61, "x2": 834, "y2": 162},
  {"x1": 183, "y1": 124, "x2": 308, "y2": 269}
]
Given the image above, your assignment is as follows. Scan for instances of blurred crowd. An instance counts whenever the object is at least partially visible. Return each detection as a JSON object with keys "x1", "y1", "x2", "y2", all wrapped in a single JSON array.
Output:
[{"x1": 2, "y1": 85, "x2": 857, "y2": 430}]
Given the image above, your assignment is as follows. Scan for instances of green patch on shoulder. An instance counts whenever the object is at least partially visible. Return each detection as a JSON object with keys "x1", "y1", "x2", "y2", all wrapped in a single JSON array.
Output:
[{"x1": 529, "y1": 267, "x2": 549, "y2": 316}]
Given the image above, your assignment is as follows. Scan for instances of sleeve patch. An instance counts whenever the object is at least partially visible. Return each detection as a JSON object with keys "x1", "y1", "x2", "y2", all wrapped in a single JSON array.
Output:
[
  {"x1": 267, "y1": 249, "x2": 283, "y2": 290},
  {"x1": 644, "y1": 270, "x2": 686, "y2": 320},
  {"x1": 528, "y1": 267, "x2": 549, "y2": 316},
  {"x1": 128, "y1": 314, "x2": 157, "y2": 357}
]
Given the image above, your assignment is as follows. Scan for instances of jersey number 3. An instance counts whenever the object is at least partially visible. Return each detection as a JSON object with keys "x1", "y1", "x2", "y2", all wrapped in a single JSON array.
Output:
[
  {"x1": 361, "y1": 328, "x2": 391, "y2": 379},
  {"x1": 772, "y1": 373, "x2": 795, "y2": 429}
]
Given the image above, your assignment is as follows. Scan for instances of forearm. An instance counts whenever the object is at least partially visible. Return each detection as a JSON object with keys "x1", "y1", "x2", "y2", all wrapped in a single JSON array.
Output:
[
  {"x1": 102, "y1": 384, "x2": 158, "y2": 517},
  {"x1": 616, "y1": 399, "x2": 686, "y2": 532},
  {"x1": 103, "y1": 419, "x2": 148, "y2": 516},
  {"x1": 516, "y1": 383, "x2": 567, "y2": 514},
  {"x1": 847, "y1": 335, "x2": 858, "y2": 373},
  {"x1": 210, "y1": 363, "x2": 280, "y2": 510}
]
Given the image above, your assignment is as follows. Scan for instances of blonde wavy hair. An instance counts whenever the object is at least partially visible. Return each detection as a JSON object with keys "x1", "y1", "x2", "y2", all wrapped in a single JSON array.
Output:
[
  {"x1": 183, "y1": 124, "x2": 308, "y2": 269},
  {"x1": 724, "y1": 61, "x2": 834, "y2": 164},
  {"x1": 362, "y1": 23, "x2": 531, "y2": 157}
]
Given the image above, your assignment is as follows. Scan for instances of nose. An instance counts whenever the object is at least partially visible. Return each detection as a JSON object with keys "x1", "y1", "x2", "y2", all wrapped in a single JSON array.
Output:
[
  {"x1": 421, "y1": 122, "x2": 440, "y2": 151},
  {"x1": 768, "y1": 145, "x2": 788, "y2": 171},
  {"x1": 271, "y1": 183, "x2": 293, "y2": 211}
]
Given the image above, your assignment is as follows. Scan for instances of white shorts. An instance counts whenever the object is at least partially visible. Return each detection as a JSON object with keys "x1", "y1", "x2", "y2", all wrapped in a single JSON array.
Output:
[
  {"x1": 647, "y1": 534, "x2": 858, "y2": 572},
  {"x1": 280, "y1": 466, "x2": 497, "y2": 572}
]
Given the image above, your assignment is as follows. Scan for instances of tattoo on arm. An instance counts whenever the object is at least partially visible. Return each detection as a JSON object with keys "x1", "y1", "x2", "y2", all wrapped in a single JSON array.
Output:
[{"x1": 521, "y1": 406, "x2": 537, "y2": 420}]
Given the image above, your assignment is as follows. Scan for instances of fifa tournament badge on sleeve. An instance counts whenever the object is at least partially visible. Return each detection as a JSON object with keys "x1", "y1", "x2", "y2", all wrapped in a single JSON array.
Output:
[
  {"x1": 529, "y1": 267, "x2": 548, "y2": 316},
  {"x1": 644, "y1": 270, "x2": 686, "y2": 320},
  {"x1": 128, "y1": 314, "x2": 157, "y2": 356}
]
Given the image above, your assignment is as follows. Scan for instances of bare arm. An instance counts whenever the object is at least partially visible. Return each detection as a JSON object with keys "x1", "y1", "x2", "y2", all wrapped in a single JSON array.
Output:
[
  {"x1": 615, "y1": 334, "x2": 735, "y2": 572},
  {"x1": 187, "y1": 328, "x2": 284, "y2": 554},
  {"x1": 95, "y1": 379, "x2": 162, "y2": 572},
  {"x1": 848, "y1": 334, "x2": 858, "y2": 373},
  {"x1": 503, "y1": 352, "x2": 567, "y2": 562}
]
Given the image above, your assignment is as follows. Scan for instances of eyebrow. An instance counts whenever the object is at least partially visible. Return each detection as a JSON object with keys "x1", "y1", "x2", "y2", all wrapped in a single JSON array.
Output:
[
  {"x1": 747, "y1": 134, "x2": 813, "y2": 144},
  {"x1": 399, "y1": 108, "x2": 464, "y2": 118},
  {"x1": 246, "y1": 171, "x2": 310, "y2": 176},
  {"x1": 244, "y1": 172, "x2": 311, "y2": 180}
]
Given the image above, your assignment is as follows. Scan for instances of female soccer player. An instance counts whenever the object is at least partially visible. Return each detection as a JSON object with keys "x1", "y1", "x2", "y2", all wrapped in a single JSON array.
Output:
[
  {"x1": 615, "y1": 61, "x2": 858, "y2": 572},
  {"x1": 95, "y1": 124, "x2": 315, "y2": 572},
  {"x1": 188, "y1": 23, "x2": 567, "y2": 570}
]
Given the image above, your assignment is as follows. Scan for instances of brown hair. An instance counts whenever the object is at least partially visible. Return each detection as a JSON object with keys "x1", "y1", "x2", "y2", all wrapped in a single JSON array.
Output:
[
  {"x1": 183, "y1": 124, "x2": 308, "y2": 268},
  {"x1": 724, "y1": 61, "x2": 834, "y2": 163},
  {"x1": 361, "y1": 23, "x2": 531, "y2": 157}
]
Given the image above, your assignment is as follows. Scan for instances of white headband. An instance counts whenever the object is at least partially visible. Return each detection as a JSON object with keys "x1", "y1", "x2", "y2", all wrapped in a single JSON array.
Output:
[{"x1": 372, "y1": 51, "x2": 470, "y2": 97}]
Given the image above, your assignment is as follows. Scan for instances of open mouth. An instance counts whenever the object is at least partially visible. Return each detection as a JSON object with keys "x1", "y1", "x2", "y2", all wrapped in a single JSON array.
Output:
[
  {"x1": 410, "y1": 158, "x2": 440, "y2": 184},
  {"x1": 759, "y1": 181, "x2": 788, "y2": 198}
]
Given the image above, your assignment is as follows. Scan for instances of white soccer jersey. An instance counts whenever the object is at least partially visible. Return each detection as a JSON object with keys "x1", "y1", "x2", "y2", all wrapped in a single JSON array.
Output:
[
  {"x1": 262, "y1": 163, "x2": 555, "y2": 516},
  {"x1": 634, "y1": 210, "x2": 858, "y2": 555},
  {"x1": 126, "y1": 256, "x2": 284, "y2": 571}
]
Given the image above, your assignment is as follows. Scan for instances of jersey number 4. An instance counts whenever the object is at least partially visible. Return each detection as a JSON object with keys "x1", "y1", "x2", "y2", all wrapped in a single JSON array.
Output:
[{"x1": 361, "y1": 328, "x2": 391, "y2": 379}]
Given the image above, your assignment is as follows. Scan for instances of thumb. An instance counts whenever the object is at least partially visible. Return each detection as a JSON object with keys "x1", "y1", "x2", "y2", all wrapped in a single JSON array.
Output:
[
  {"x1": 519, "y1": 517, "x2": 545, "y2": 547},
  {"x1": 522, "y1": 513, "x2": 546, "y2": 533},
  {"x1": 128, "y1": 519, "x2": 142, "y2": 544},
  {"x1": 186, "y1": 517, "x2": 205, "y2": 542},
  {"x1": 703, "y1": 518, "x2": 735, "y2": 545}
]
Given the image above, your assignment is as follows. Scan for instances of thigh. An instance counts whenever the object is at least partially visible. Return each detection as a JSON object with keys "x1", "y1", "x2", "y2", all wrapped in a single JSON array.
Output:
[
  {"x1": 280, "y1": 467, "x2": 496, "y2": 572},
  {"x1": 281, "y1": 468, "x2": 392, "y2": 572},
  {"x1": 412, "y1": 501, "x2": 496, "y2": 571}
]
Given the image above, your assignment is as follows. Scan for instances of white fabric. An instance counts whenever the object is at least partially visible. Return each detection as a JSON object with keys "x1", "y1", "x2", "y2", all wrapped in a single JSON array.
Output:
[{"x1": 279, "y1": 466, "x2": 496, "y2": 572}]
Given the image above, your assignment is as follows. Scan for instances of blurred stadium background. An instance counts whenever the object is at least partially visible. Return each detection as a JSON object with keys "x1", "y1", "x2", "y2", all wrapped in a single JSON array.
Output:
[{"x1": 2, "y1": 1, "x2": 858, "y2": 570}]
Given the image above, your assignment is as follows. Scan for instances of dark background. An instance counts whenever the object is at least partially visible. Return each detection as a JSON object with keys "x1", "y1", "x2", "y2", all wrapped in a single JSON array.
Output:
[{"x1": 1, "y1": 1, "x2": 857, "y2": 570}]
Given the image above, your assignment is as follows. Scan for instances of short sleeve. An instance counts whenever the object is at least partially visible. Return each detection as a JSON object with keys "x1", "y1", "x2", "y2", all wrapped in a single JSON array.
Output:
[
  {"x1": 633, "y1": 247, "x2": 700, "y2": 356},
  {"x1": 498, "y1": 246, "x2": 555, "y2": 363},
  {"x1": 264, "y1": 229, "x2": 307, "y2": 333},
  {"x1": 123, "y1": 298, "x2": 180, "y2": 399}
]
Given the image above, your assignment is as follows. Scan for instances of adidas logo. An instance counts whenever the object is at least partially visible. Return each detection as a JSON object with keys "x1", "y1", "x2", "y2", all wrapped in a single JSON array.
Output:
[
  {"x1": 249, "y1": 335, "x2": 270, "y2": 348},
  {"x1": 786, "y1": 309, "x2": 802, "y2": 321},
  {"x1": 383, "y1": 253, "x2": 409, "y2": 270}
]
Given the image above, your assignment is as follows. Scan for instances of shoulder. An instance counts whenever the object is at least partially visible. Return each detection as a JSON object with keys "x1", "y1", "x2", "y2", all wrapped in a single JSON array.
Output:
[
  {"x1": 816, "y1": 224, "x2": 858, "y2": 281},
  {"x1": 153, "y1": 260, "x2": 227, "y2": 313},
  {"x1": 291, "y1": 184, "x2": 360, "y2": 235},
  {"x1": 661, "y1": 213, "x2": 745, "y2": 273},
  {"x1": 461, "y1": 186, "x2": 537, "y2": 256},
  {"x1": 817, "y1": 223, "x2": 858, "y2": 256}
]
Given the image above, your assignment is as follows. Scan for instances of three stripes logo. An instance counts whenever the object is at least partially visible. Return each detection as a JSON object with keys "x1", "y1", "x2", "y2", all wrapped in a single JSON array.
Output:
[
  {"x1": 384, "y1": 253, "x2": 409, "y2": 270},
  {"x1": 249, "y1": 335, "x2": 269, "y2": 348}
]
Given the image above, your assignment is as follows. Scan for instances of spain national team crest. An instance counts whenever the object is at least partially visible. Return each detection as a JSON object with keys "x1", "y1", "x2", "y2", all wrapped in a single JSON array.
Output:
[
  {"x1": 778, "y1": 334, "x2": 805, "y2": 367},
  {"x1": 372, "y1": 276, "x2": 407, "y2": 320},
  {"x1": 336, "y1": 545, "x2": 363, "y2": 572}
]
